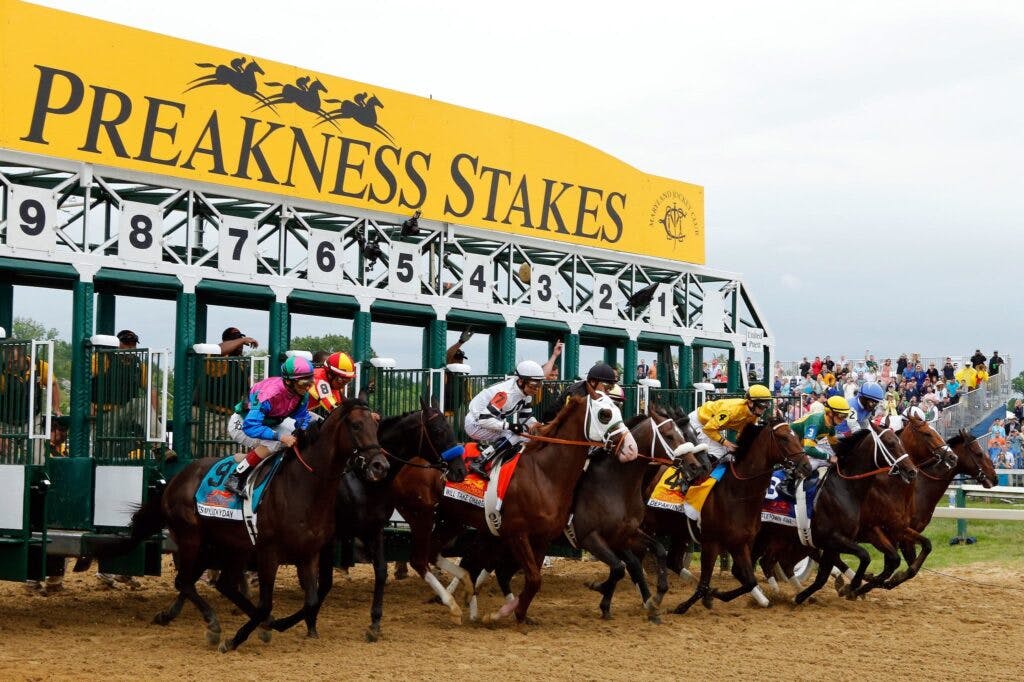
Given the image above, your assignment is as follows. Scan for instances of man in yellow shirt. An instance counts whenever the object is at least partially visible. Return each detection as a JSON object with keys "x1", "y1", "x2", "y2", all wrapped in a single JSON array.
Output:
[
  {"x1": 955, "y1": 362, "x2": 989, "y2": 392},
  {"x1": 688, "y1": 384, "x2": 772, "y2": 460}
]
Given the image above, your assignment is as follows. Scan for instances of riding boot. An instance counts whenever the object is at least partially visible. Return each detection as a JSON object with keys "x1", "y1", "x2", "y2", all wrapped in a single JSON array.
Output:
[
  {"x1": 225, "y1": 450, "x2": 261, "y2": 498},
  {"x1": 469, "y1": 438, "x2": 512, "y2": 481},
  {"x1": 780, "y1": 474, "x2": 798, "y2": 500}
]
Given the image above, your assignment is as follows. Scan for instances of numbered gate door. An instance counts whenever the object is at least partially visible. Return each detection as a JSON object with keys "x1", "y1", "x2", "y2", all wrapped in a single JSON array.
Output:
[
  {"x1": 192, "y1": 354, "x2": 268, "y2": 459},
  {"x1": 367, "y1": 367, "x2": 444, "y2": 419},
  {"x1": 87, "y1": 346, "x2": 168, "y2": 575},
  {"x1": 0, "y1": 338, "x2": 54, "y2": 581},
  {"x1": 446, "y1": 373, "x2": 508, "y2": 440}
]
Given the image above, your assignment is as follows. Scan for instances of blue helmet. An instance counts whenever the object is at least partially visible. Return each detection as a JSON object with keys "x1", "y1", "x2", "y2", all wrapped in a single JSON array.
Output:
[{"x1": 858, "y1": 382, "x2": 885, "y2": 403}]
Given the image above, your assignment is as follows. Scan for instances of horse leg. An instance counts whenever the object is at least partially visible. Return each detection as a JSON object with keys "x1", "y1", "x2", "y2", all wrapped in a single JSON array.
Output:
[
  {"x1": 485, "y1": 534, "x2": 541, "y2": 625},
  {"x1": 580, "y1": 532, "x2": 627, "y2": 620},
  {"x1": 298, "y1": 555, "x2": 321, "y2": 638},
  {"x1": 435, "y1": 554, "x2": 474, "y2": 609},
  {"x1": 712, "y1": 544, "x2": 768, "y2": 607},
  {"x1": 794, "y1": 551, "x2": 837, "y2": 605},
  {"x1": 621, "y1": 548, "x2": 661, "y2": 623},
  {"x1": 636, "y1": 529, "x2": 670, "y2": 609},
  {"x1": 366, "y1": 532, "x2": 387, "y2": 641},
  {"x1": 222, "y1": 553, "x2": 278, "y2": 652},
  {"x1": 408, "y1": 519, "x2": 462, "y2": 624},
  {"x1": 885, "y1": 528, "x2": 931, "y2": 589},
  {"x1": 669, "y1": 539, "x2": 697, "y2": 583},
  {"x1": 672, "y1": 540, "x2": 715, "y2": 614},
  {"x1": 852, "y1": 527, "x2": 900, "y2": 597},
  {"x1": 160, "y1": 541, "x2": 221, "y2": 645}
]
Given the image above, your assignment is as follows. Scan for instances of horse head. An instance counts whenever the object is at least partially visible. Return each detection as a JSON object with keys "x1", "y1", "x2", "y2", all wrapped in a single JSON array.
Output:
[
  {"x1": 334, "y1": 394, "x2": 388, "y2": 482},
  {"x1": 643, "y1": 403, "x2": 708, "y2": 482},
  {"x1": 249, "y1": 61, "x2": 265, "y2": 76},
  {"x1": 582, "y1": 384, "x2": 637, "y2": 462},
  {"x1": 867, "y1": 423, "x2": 917, "y2": 483},
  {"x1": 901, "y1": 415, "x2": 957, "y2": 469},
  {"x1": 764, "y1": 419, "x2": 813, "y2": 478},
  {"x1": 416, "y1": 395, "x2": 463, "y2": 464},
  {"x1": 310, "y1": 79, "x2": 327, "y2": 94},
  {"x1": 949, "y1": 429, "x2": 996, "y2": 488},
  {"x1": 368, "y1": 95, "x2": 383, "y2": 109}
]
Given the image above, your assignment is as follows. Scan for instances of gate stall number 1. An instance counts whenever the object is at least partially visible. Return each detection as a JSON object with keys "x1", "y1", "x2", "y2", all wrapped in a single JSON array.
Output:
[{"x1": 6, "y1": 185, "x2": 58, "y2": 252}]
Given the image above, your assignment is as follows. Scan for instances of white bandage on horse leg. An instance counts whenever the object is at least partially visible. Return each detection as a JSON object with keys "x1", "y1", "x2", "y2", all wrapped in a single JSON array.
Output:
[{"x1": 750, "y1": 586, "x2": 770, "y2": 607}]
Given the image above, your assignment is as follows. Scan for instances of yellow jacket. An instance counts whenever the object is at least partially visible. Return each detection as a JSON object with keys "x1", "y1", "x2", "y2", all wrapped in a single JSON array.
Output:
[
  {"x1": 955, "y1": 367, "x2": 989, "y2": 390},
  {"x1": 697, "y1": 398, "x2": 756, "y2": 444}
]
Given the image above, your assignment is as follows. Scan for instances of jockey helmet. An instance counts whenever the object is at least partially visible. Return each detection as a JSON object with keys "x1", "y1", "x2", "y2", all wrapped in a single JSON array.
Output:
[
  {"x1": 825, "y1": 395, "x2": 851, "y2": 418},
  {"x1": 858, "y1": 381, "x2": 884, "y2": 404},
  {"x1": 745, "y1": 384, "x2": 773, "y2": 405},
  {"x1": 586, "y1": 362, "x2": 618, "y2": 384},
  {"x1": 325, "y1": 351, "x2": 356, "y2": 379},
  {"x1": 281, "y1": 356, "x2": 315, "y2": 381},
  {"x1": 515, "y1": 360, "x2": 545, "y2": 381}
]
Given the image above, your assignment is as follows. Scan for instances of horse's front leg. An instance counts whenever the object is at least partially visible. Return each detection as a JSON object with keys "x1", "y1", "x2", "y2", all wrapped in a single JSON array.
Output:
[
  {"x1": 298, "y1": 553, "x2": 321, "y2": 638},
  {"x1": 672, "y1": 540, "x2": 716, "y2": 614},
  {"x1": 852, "y1": 527, "x2": 900, "y2": 597},
  {"x1": 580, "y1": 531, "x2": 628, "y2": 620},
  {"x1": 222, "y1": 552, "x2": 279, "y2": 652},
  {"x1": 885, "y1": 528, "x2": 931, "y2": 589},
  {"x1": 712, "y1": 544, "x2": 768, "y2": 607},
  {"x1": 367, "y1": 532, "x2": 387, "y2": 641}
]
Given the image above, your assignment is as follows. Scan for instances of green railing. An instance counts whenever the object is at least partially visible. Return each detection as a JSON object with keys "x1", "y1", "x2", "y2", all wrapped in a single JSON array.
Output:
[
  {"x1": 447, "y1": 373, "x2": 507, "y2": 440},
  {"x1": 91, "y1": 347, "x2": 166, "y2": 463},
  {"x1": 366, "y1": 367, "x2": 440, "y2": 418},
  {"x1": 191, "y1": 354, "x2": 266, "y2": 459},
  {"x1": 0, "y1": 339, "x2": 56, "y2": 465}
]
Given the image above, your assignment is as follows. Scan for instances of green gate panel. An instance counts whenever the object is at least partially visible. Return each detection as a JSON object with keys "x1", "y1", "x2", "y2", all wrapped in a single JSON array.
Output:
[{"x1": 47, "y1": 457, "x2": 93, "y2": 530}]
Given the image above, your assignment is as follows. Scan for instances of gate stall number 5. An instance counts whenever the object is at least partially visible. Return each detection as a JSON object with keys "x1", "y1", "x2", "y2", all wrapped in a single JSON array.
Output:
[
  {"x1": 388, "y1": 241, "x2": 421, "y2": 294},
  {"x1": 218, "y1": 216, "x2": 258, "y2": 275},
  {"x1": 6, "y1": 184, "x2": 57, "y2": 252}
]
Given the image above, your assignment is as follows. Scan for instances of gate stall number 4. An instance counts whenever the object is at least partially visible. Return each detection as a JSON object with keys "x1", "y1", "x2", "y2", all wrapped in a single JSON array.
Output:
[
  {"x1": 118, "y1": 201, "x2": 163, "y2": 263},
  {"x1": 307, "y1": 229, "x2": 345, "y2": 285},
  {"x1": 463, "y1": 254, "x2": 492, "y2": 304},
  {"x1": 388, "y1": 241, "x2": 421, "y2": 294},
  {"x1": 218, "y1": 216, "x2": 258, "y2": 275},
  {"x1": 6, "y1": 185, "x2": 57, "y2": 252}
]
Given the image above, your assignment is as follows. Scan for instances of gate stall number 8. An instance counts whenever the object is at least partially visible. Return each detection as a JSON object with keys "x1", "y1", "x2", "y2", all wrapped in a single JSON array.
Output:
[{"x1": 7, "y1": 184, "x2": 58, "y2": 252}]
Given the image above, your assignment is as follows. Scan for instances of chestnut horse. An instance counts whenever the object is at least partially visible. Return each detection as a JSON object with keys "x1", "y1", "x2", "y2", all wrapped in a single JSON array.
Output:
[
  {"x1": 391, "y1": 388, "x2": 638, "y2": 625},
  {"x1": 90, "y1": 398, "x2": 386, "y2": 650},
  {"x1": 671, "y1": 418, "x2": 813, "y2": 615}
]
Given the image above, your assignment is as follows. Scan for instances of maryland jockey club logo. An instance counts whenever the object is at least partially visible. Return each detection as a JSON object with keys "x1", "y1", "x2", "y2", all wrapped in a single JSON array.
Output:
[
  {"x1": 187, "y1": 56, "x2": 395, "y2": 142},
  {"x1": 648, "y1": 190, "x2": 700, "y2": 246}
]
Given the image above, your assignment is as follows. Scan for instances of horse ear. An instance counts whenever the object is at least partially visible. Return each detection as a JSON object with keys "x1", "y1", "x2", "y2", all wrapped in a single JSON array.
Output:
[
  {"x1": 419, "y1": 396, "x2": 429, "y2": 412},
  {"x1": 430, "y1": 395, "x2": 440, "y2": 410},
  {"x1": 357, "y1": 388, "x2": 368, "y2": 403}
]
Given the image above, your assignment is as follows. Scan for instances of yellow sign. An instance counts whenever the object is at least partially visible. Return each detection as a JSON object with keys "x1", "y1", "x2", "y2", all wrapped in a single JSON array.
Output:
[{"x1": 0, "y1": 0, "x2": 704, "y2": 264}]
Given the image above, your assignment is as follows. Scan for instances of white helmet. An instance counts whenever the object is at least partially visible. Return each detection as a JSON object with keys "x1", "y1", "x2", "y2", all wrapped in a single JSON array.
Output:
[{"x1": 515, "y1": 360, "x2": 545, "y2": 381}]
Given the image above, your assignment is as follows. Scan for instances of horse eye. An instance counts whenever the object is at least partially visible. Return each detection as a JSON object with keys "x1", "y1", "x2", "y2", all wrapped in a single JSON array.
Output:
[{"x1": 597, "y1": 408, "x2": 612, "y2": 424}]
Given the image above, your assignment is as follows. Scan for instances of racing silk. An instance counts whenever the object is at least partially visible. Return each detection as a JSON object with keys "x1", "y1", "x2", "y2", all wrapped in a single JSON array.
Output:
[
  {"x1": 541, "y1": 380, "x2": 588, "y2": 422},
  {"x1": 308, "y1": 366, "x2": 345, "y2": 412},
  {"x1": 236, "y1": 376, "x2": 312, "y2": 441},
  {"x1": 466, "y1": 377, "x2": 538, "y2": 434},
  {"x1": 696, "y1": 398, "x2": 756, "y2": 445},
  {"x1": 789, "y1": 412, "x2": 839, "y2": 460},
  {"x1": 849, "y1": 392, "x2": 877, "y2": 426}
]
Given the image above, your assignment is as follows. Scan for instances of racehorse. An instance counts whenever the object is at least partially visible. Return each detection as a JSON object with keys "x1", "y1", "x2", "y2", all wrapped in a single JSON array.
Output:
[
  {"x1": 186, "y1": 59, "x2": 277, "y2": 111},
  {"x1": 317, "y1": 92, "x2": 395, "y2": 142},
  {"x1": 787, "y1": 425, "x2": 917, "y2": 604},
  {"x1": 88, "y1": 397, "x2": 386, "y2": 650},
  {"x1": 446, "y1": 403, "x2": 709, "y2": 623},
  {"x1": 266, "y1": 399, "x2": 461, "y2": 642},
  {"x1": 391, "y1": 388, "x2": 638, "y2": 625},
  {"x1": 671, "y1": 418, "x2": 812, "y2": 615}
]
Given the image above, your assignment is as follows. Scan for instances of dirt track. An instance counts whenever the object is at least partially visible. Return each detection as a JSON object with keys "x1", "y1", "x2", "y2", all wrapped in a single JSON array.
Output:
[{"x1": 0, "y1": 558, "x2": 1020, "y2": 681}]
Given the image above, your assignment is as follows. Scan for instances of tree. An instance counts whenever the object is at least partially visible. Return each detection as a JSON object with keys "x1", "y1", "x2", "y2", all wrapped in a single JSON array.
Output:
[
  {"x1": 288, "y1": 333, "x2": 374, "y2": 359},
  {"x1": 1011, "y1": 370, "x2": 1024, "y2": 396},
  {"x1": 12, "y1": 317, "x2": 73, "y2": 412}
]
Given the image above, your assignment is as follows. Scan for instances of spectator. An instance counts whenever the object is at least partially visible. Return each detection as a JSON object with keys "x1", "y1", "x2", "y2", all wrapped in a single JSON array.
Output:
[
  {"x1": 0, "y1": 343, "x2": 61, "y2": 464},
  {"x1": 445, "y1": 328, "x2": 474, "y2": 366},
  {"x1": 823, "y1": 355, "x2": 835, "y2": 373},
  {"x1": 926, "y1": 362, "x2": 940, "y2": 382},
  {"x1": 880, "y1": 358, "x2": 893, "y2": 382},
  {"x1": 989, "y1": 351, "x2": 1004, "y2": 376},
  {"x1": 866, "y1": 354, "x2": 879, "y2": 372},
  {"x1": 219, "y1": 327, "x2": 259, "y2": 357},
  {"x1": 853, "y1": 358, "x2": 867, "y2": 379},
  {"x1": 542, "y1": 341, "x2": 563, "y2": 381},
  {"x1": 811, "y1": 356, "x2": 823, "y2": 378},
  {"x1": 1013, "y1": 398, "x2": 1024, "y2": 423},
  {"x1": 947, "y1": 377, "x2": 961, "y2": 405},
  {"x1": 901, "y1": 362, "x2": 916, "y2": 383},
  {"x1": 970, "y1": 349, "x2": 987, "y2": 368},
  {"x1": 843, "y1": 376, "x2": 858, "y2": 401},
  {"x1": 636, "y1": 357, "x2": 650, "y2": 383},
  {"x1": 773, "y1": 374, "x2": 783, "y2": 395},
  {"x1": 942, "y1": 357, "x2": 956, "y2": 381},
  {"x1": 799, "y1": 356, "x2": 811, "y2": 378},
  {"x1": 896, "y1": 353, "x2": 909, "y2": 376}
]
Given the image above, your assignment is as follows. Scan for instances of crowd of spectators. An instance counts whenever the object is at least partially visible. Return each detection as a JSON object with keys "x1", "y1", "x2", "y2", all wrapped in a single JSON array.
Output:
[
  {"x1": 772, "y1": 349, "x2": 1004, "y2": 422},
  {"x1": 988, "y1": 410, "x2": 1023, "y2": 469}
]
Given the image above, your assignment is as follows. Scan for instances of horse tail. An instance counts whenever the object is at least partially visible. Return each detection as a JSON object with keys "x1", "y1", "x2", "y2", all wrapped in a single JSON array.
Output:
[
  {"x1": 74, "y1": 490, "x2": 166, "y2": 569},
  {"x1": 195, "y1": 62, "x2": 215, "y2": 68}
]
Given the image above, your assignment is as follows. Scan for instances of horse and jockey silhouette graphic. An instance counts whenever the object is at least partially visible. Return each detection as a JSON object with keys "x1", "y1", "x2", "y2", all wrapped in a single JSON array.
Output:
[{"x1": 186, "y1": 57, "x2": 394, "y2": 141}]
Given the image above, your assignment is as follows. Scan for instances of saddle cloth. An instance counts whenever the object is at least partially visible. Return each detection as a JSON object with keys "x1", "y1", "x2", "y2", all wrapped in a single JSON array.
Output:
[
  {"x1": 647, "y1": 467, "x2": 689, "y2": 514},
  {"x1": 682, "y1": 462, "x2": 726, "y2": 520},
  {"x1": 195, "y1": 454, "x2": 283, "y2": 521},
  {"x1": 760, "y1": 469, "x2": 821, "y2": 528},
  {"x1": 648, "y1": 463, "x2": 726, "y2": 519},
  {"x1": 443, "y1": 442, "x2": 522, "y2": 534}
]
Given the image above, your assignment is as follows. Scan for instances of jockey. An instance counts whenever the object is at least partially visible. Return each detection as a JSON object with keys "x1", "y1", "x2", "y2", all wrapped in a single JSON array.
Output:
[
  {"x1": 224, "y1": 356, "x2": 315, "y2": 497},
  {"x1": 309, "y1": 351, "x2": 356, "y2": 414},
  {"x1": 850, "y1": 381, "x2": 885, "y2": 428},
  {"x1": 541, "y1": 362, "x2": 618, "y2": 422},
  {"x1": 789, "y1": 395, "x2": 852, "y2": 467},
  {"x1": 465, "y1": 360, "x2": 545, "y2": 480},
  {"x1": 689, "y1": 384, "x2": 773, "y2": 461}
]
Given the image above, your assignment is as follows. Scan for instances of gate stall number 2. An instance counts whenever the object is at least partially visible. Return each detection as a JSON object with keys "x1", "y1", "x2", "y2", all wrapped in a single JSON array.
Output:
[{"x1": 6, "y1": 184, "x2": 58, "y2": 252}]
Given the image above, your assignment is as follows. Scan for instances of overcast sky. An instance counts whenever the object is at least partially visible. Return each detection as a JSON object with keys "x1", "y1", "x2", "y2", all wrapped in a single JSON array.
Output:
[{"x1": 23, "y1": 0, "x2": 1024, "y2": 374}]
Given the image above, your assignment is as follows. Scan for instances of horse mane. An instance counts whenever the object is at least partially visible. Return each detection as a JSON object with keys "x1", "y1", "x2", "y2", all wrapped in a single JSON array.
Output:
[
  {"x1": 834, "y1": 427, "x2": 872, "y2": 456},
  {"x1": 535, "y1": 395, "x2": 586, "y2": 442},
  {"x1": 378, "y1": 408, "x2": 422, "y2": 432},
  {"x1": 733, "y1": 420, "x2": 768, "y2": 458},
  {"x1": 624, "y1": 413, "x2": 648, "y2": 429}
]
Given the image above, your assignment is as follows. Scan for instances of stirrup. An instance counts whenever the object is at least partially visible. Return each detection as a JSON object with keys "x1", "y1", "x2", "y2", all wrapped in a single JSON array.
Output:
[
  {"x1": 225, "y1": 473, "x2": 248, "y2": 498},
  {"x1": 469, "y1": 458, "x2": 491, "y2": 481}
]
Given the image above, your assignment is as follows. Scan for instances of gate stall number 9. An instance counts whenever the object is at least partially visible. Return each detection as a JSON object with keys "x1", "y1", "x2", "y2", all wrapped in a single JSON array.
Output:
[{"x1": 7, "y1": 184, "x2": 58, "y2": 252}]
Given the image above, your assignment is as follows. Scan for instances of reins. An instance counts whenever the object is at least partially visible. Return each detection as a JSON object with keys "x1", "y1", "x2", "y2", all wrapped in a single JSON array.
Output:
[{"x1": 727, "y1": 421, "x2": 805, "y2": 481}]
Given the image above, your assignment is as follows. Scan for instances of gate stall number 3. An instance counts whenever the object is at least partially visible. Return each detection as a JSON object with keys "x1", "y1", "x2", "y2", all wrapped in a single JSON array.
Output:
[
  {"x1": 530, "y1": 264, "x2": 559, "y2": 312},
  {"x1": 307, "y1": 229, "x2": 345, "y2": 286},
  {"x1": 118, "y1": 201, "x2": 163, "y2": 263},
  {"x1": 218, "y1": 216, "x2": 258, "y2": 275},
  {"x1": 388, "y1": 241, "x2": 421, "y2": 294},
  {"x1": 7, "y1": 185, "x2": 57, "y2": 252}
]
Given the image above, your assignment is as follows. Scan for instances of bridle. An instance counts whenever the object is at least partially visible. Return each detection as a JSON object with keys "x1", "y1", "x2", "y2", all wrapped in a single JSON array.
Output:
[
  {"x1": 341, "y1": 404, "x2": 386, "y2": 477},
  {"x1": 834, "y1": 425, "x2": 914, "y2": 481},
  {"x1": 902, "y1": 418, "x2": 957, "y2": 470},
  {"x1": 378, "y1": 409, "x2": 453, "y2": 472}
]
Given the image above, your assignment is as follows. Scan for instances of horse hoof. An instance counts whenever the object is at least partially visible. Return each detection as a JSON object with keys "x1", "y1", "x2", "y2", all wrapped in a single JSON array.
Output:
[
  {"x1": 585, "y1": 581, "x2": 603, "y2": 593},
  {"x1": 306, "y1": 630, "x2": 319, "y2": 639},
  {"x1": 206, "y1": 628, "x2": 221, "y2": 645},
  {"x1": 449, "y1": 609, "x2": 463, "y2": 625},
  {"x1": 600, "y1": 610, "x2": 612, "y2": 620},
  {"x1": 365, "y1": 625, "x2": 380, "y2": 643},
  {"x1": 152, "y1": 612, "x2": 171, "y2": 626},
  {"x1": 218, "y1": 642, "x2": 231, "y2": 654},
  {"x1": 647, "y1": 613, "x2": 662, "y2": 625},
  {"x1": 516, "y1": 615, "x2": 538, "y2": 626}
]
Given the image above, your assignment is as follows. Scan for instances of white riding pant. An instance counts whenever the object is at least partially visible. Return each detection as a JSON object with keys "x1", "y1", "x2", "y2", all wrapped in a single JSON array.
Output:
[
  {"x1": 227, "y1": 413, "x2": 296, "y2": 455},
  {"x1": 687, "y1": 410, "x2": 729, "y2": 460},
  {"x1": 463, "y1": 415, "x2": 527, "y2": 447}
]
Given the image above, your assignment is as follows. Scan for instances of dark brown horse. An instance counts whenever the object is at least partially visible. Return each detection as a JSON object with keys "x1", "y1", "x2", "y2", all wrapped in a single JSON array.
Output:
[
  {"x1": 91, "y1": 398, "x2": 386, "y2": 650},
  {"x1": 671, "y1": 418, "x2": 812, "y2": 614},
  {"x1": 391, "y1": 388, "x2": 638, "y2": 625},
  {"x1": 445, "y1": 403, "x2": 709, "y2": 623},
  {"x1": 266, "y1": 400, "x2": 460, "y2": 642}
]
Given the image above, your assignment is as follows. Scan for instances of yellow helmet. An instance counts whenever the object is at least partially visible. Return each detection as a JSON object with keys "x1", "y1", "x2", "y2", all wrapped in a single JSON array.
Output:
[
  {"x1": 746, "y1": 384, "x2": 772, "y2": 402},
  {"x1": 825, "y1": 396, "x2": 851, "y2": 417}
]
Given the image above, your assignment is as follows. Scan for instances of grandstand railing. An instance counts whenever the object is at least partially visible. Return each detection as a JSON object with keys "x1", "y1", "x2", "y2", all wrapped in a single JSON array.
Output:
[{"x1": 934, "y1": 368, "x2": 1014, "y2": 440}]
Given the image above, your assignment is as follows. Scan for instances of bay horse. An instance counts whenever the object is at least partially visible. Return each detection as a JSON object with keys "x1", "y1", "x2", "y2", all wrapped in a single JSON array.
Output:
[
  {"x1": 788, "y1": 424, "x2": 917, "y2": 604},
  {"x1": 671, "y1": 418, "x2": 813, "y2": 615},
  {"x1": 391, "y1": 388, "x2": 638, "y2": 625},
  {"x1": 446, "y1": 403, "x2": 709, "y2": 623},
  {"x1": 90, "y1": 397, "x2": 386, "y2": 650},
  {"x1": 266, "y1": 399, "x2": 461, "y2": 642}
]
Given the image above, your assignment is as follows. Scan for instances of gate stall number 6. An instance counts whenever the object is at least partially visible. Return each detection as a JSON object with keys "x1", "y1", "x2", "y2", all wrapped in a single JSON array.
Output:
[
  {"x1": 118, "y1": 201, "x2": 163, "y2": 263},
  {"x1": 6, "y1": 185, "x2": 57, "y2": 252},
  {"x1": 307, "y1": 229, "x2": 344, "y2": 286},
  {"x1": 388, "y1": 241, "x2": 421, "y2": 294},
  {"x1": 218, "y1": 216, "x2": 257, "y2": 275}
]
